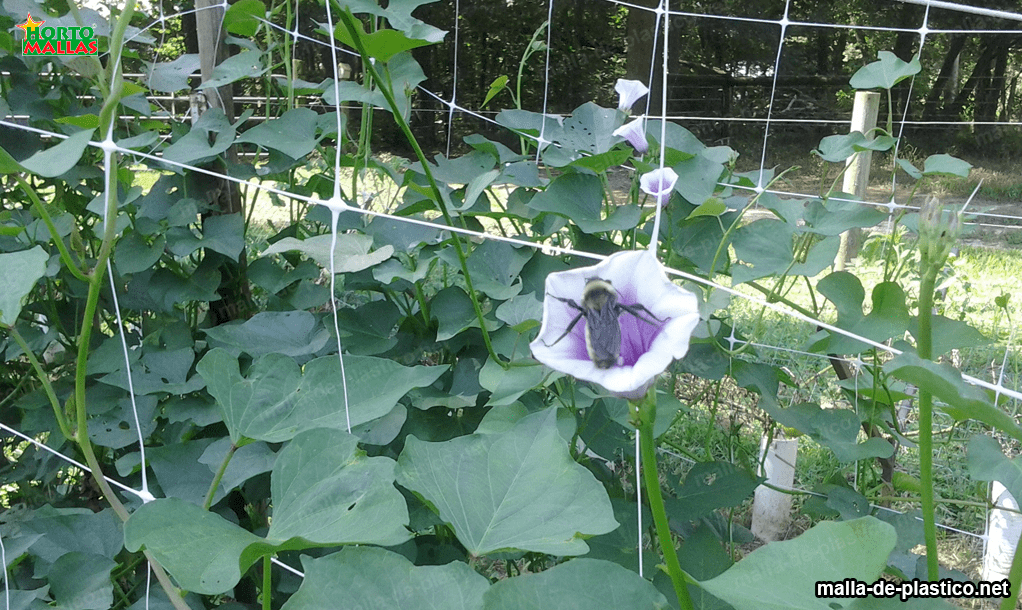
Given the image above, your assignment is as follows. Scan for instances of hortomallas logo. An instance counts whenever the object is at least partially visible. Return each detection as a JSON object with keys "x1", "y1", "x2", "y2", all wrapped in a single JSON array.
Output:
[{"x1": 16, "y1": 13, "x2": 98, "y2": 56}]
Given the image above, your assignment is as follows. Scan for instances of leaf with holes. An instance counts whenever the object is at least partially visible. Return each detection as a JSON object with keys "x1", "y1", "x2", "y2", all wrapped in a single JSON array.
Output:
[
  {"x1": 146, "y1": 54, "x2": 200, "y2": 93},
  {"x1": 395, "y1": 407, "x2": 617, "y2": 556}
]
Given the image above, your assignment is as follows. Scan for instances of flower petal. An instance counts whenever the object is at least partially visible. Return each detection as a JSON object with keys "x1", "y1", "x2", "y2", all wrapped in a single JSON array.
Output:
[
  {"x1": 615, "y1": 79, "x2": 649, "y2": 112},
  {"x1": 640, "y1": 167, "x2": 678, "y2": 207},
  {"x1": 530, "y1": 250, "x2": 700, "y2": 397},
  {"x1": 612, "y1": 117, "x2": 648, "y2": 154}
]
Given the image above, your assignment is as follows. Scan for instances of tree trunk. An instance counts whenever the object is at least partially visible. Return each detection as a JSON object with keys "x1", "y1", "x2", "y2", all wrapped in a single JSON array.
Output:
[
  {"x1": 195, "y1": 0, "x2": 253, "y2": 324},
  {"x1": 922, "y1": 34, "x2": 966, "y2": 121},
  {"x1": 625, "y1": 0, "x2": 659, "y2": 101}
]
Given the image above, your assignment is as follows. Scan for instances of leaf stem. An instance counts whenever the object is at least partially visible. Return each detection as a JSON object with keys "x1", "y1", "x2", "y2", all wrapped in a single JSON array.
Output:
[
  {"x1": 5, "y1": 324, "x2": 74, "y2": 440},
  {"x1": 204, "y1": 442, "x2": 238, "y2": 510},
  {"x1": 635, "y1": 392, "x2": 695, "y2": 610},
  {"x1": 262, "y1": 554, "x2": 273, "y2": 610},
  {"x1": 14, "y1": 175, "x2": 89, "y2": 282},
  {"x1": 917, "y1": 261, "x2": 940, "y2": 581},
  {"x1": 336, "y1": 8, "x2": 505, "y2": 368}
]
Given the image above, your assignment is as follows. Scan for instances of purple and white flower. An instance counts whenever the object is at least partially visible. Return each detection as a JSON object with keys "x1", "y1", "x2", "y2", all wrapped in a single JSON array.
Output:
[
  {"x1": 530, "y1": 250, "x2": 700, "y2": 400},
  {"x1": 613, "y1": 117, "x2": 648, "y2": 154},
  {"x1": 640, "y1": 167, "x2": 678, "y2": 208}
]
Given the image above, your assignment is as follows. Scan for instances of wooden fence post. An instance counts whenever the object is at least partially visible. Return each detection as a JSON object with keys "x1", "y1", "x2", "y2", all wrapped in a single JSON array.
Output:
[{"x1": 835, "y1": 90, "x2": 881, "y2": 271}]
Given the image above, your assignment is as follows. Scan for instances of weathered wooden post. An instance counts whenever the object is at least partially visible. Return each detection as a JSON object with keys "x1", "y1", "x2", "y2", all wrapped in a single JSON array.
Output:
[{"x1": 835, "y1": 90, "x2": 881, "y2": 271}]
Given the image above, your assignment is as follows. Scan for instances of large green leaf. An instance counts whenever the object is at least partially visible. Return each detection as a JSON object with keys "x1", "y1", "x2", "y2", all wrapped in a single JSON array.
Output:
[
  {"x1": 665, "y1": 460, "x2": 764, "y2": 521},
  {"x1": 282, "y1": 547, "x2": 488, "y2": 610},
  {"x1": 145, "y1": 54, "x2": 200, "y2": 93},
  {"x1": 884, "y1": 351, "x2": 1022, "y2": 443},
  {"x1": 850, "y1": 51, "x2": 921, "y2": 90},
  {"x1": 0, "y1": 246, "x2": 48, "y2": 326},
  {"x1": 482, "y1": 558, "x2": 668, "y2": 610},
  {"x1": 266, "y1": 428, "x2": 409, "y2": 546},
  {"x1": 197, "y1": 50, "x2": 267, "y2": 90},
  {"x1": 201, "y1": 310, "x2": 331, "y2": 358},
  {"x1": 196, "y1": 348, "x2": 446, "y2": 443},
  {"x1": 19, "y1": 128, "x2": 95, "y2": 177},
  {"x1": 761, "y1": 402, "x2": 894, "y2": 463},
  {"x1": 236, "y1": 108, "x2": 325, "y2": 159},
  {"x1": 162, "y1": 109, "x2": 236, "y2": 165},
  {"x1": 527, "y1": 173, "x2": 641, "y2": 234},
  {"x1": 262, "y1": 233, "x2": 393, "y2": 272},
  {"x1": 333, "y1": 18, "x2": 434, "y2": 62},
  {"x1": 700, "y1": 517, "x2": 896, "y2": 610},
  {"x1": 48, "y1": 552, "x2": 116, "y2": 610},
  {"x1": 396, "y1": 407, "x2": 618, "y2": 556},
  {"x1": 968, "y1": 434, "x2": 1022, "y2": 502},
  {"x1": 124, "y1": 497, "x2": 275, "y2": 595}
]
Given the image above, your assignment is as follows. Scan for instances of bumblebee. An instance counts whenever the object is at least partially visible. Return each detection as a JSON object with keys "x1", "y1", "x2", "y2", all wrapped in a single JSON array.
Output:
[{"x1": 546, "y1": 278, "x2": 663, "y2": 369}]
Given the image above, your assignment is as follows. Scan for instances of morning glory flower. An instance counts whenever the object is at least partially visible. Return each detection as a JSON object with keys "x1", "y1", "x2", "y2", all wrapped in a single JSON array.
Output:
[
  {"x1": 613, "y1": 117, "x2": 648, "y2": 154},
  {"x1": 640, "y1": 167, "x2": 678, "y2": 207},
  {"x1": 530, "y1": 250, "x2": 700, "y2": 400},
  {"x1": 616, "y1": 79, "x2": 649, "y2": 112}
]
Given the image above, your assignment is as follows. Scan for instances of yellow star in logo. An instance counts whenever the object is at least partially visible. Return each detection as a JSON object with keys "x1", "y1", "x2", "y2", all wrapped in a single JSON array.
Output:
[{"x1": 15, "y1": 13, "x2": 45, "y2": 34}]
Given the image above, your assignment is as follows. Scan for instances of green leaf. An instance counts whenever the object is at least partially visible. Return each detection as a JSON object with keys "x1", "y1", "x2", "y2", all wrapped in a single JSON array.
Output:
[
  {"x1": 819, "y1": 279, "x2": 910, "y2": 354},
  {"x1": 814, "y1": 132, "x2": 894, "y2": 163},
  {"x1": 263, "y1": 233, "x2": 393, "y2": 272},
  {"x1": 731, "y1": 219, "x2": 794, "y2": 285},
  {"x1": 199, "y1": 439, "x2": 277, "y2": 506},
  {"x1": 907, "y1": 314, "x2": 989, "y2": 357},
  {"x1": 884, "y1": 351, "x2": 1022, "y2": 443},
  {"x1": 762, "y1": 402, "x2": 894, "y2": 463},
  {"x1": 282, "y1": 547, "x2": 489, "y2": 610},
  {"x1": 569, "y1": 149, "x2": 631, "y2": 174},
  {"x1": 483, "y1": 75, "x2": 509, "y2": 107},
  {"x1": 802, "y1": 198, "x2": 888, "y2": 236},
  {"x1": 482, "y1": 558, "x2": 668, "y2": 610},
  {"x1": 0, "y1": 246, "x2": 48, "y2": 326},
  {"x1": 22, "y1": 507, "x2": 123, "y2": 563},
  {"x1": 700, "y1": 517, "x2": 896, "y2": 610},
  {"x1": 431, "y1": 286, "x2": 499, "y2": 341},
  {"x1": 686, "y1": 198, "x2": 727, "y2": 219},
  {"x1": 124, "y1": 497, "x2": 274, "y2": 595},
  {"x1": 922, "y1": 153, "x2": 971, "y2": 177},
  {"x1": 48, "y1": 552, "x2": 116, "y2": 610},
  {"x1": 115, "y1": 231, "x2": 166, "y2": 274},
  {"x1": 20, "y1": 128, "x2": 95, "y2": 178},
  {"x1": 162, "y1": 109, "x2": 236, "y2": 165},
  {"x1": 55, "y1": 114, "x2": 100, "y2": 129},
  {"x1": 968, "y1": 435, "x2": 1022, "y2": 506},
  {"x1": 528, "y1": 173, "x2": 640, "y2": 234},
  {"x1": 396, "y1": 407, "x2": 618, "y2": 556},
  {"x1": 460, "y1": 240, "x2": 531, "y2": 300},
  {"x1": 557, "y1": 102, "x2": 622, "y2": 154},
  {"x1": 0, "y1": 142, "x2": 25, "y2": 173},
  {"x1": 673, "y1": 154, "x2": 724, "y2": 206},
  {"x1": 850, "y1": 51, "x2": 921, "y2": 90},
  {"x1": 333, "y1": 18, "x2": 433, "y2": 62},
  {"x1": 198, "y1": 50, "x2": 267, "y2": 90},
  {"x1": 224, "y1": 0, "x2": 265, "y2": 36},
  {"x1": 898, "y1": 158, "x2": 922, "y2": 179},
  {"x1": 665, "y1": 461, "x2": 764, "y2": 521},
  {"x1": 196, "y1": 348, "x2": 446, "y2": 443},
  {"x1": 146, "y1": 54, "x2": 201, "y2": 93},
  {"x1": 236, "y1": 108, "x2": 325, "y2": 159},
  {"x1": 478, "y1": 356, "x2": 547, "y2": 406},
  {"x1": 202, "y1": 310, "x2": 331, "y2": 358},
  {"x1": 266, "y1": 428, "x2": 409, "y2": 546},
  {"x1": 495, "y1": 292, "x2": 542, "y2": 331}
]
